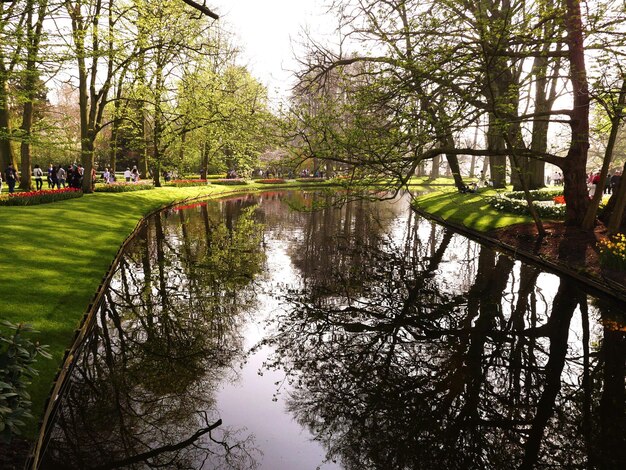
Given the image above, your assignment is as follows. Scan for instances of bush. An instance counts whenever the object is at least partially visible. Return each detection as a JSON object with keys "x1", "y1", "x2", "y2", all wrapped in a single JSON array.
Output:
[
  {"x1": 0, "y1": 188, "x2": 82, "y2": 206},
  {"x1": 504, "y1": 188, "x2": 563, "y2": 201},
  {"x1": 166, "y1": 179, "x2": 208, "y2": 187},
  {"x1": 295, "y1": 177, "x2": 326, "y2": 183},
  {"x1": 0, "y1": 321, "x2": 50, "y2": 443},
  {"x1": 94, "y1": 181, "x2": 154, "y2": 193},
  {"x1": 598, "y1": 233, "x2": 626, "y2": 271},
  {"x1": 256, "y1": 178, "x2": 287, "y2": 184},
  {"x1": 210, "y1": 179, "x2": 248, "y2": 186}
]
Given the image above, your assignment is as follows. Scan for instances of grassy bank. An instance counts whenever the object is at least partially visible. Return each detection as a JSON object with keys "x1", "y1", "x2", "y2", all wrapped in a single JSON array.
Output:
[
  {"x1": 0, "y1": 184, "x2": 257, "y2": 436},
  {"x1": 413, "y1": 185, "x2": 532, "y2": 231}
]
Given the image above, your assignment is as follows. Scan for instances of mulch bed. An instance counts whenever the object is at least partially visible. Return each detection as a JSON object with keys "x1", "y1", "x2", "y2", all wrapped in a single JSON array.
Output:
[{"x1": 490, "y1": 221, "x2": 626, "y2": 290}]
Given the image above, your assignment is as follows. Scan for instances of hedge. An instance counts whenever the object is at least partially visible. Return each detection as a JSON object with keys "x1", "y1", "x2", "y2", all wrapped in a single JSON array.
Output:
[
  {"x1": 256, "y1": 178, "x2": 287, "y2": 184},
  {"x1": 94, "y1": 182, "x2": 154, "y2": 193},
  {"x1": 210, "y1": 179, "x2": 248, "y2": 185},
  {"x1": 165, "y1": 179, "x2": 208, "y2": 187}
]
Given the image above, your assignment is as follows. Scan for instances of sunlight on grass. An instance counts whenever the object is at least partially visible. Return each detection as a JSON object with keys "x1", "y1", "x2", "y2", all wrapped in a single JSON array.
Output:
[{"x1": 413, "y1": 186, "x2": 531, "y2": 232}]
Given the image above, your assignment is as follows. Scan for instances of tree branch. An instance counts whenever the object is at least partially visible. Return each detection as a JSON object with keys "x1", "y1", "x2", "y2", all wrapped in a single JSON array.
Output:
[{"x1": 181, "y1": 0, "x2": 219, "y2": 20}]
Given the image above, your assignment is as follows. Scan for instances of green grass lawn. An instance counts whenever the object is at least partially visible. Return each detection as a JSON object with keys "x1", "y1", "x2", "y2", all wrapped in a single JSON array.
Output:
[
  {"x1": 413, "y1": 185, "x2": 532, "y2": 232},
  {"x1": 0, "y1": 184, "x2": 258, "y2": 437}
]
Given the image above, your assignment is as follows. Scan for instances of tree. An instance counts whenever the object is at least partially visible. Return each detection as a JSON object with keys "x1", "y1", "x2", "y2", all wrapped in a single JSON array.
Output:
[
  {"x1": 18, "y1": 0, "x2": 49, "y2": 190},
  {"x1": 292, "y1": 0, "x2": 624, "y2": 228},
  {"x1": 0, "y1": 0, "x2": 26, "y2": 172}
]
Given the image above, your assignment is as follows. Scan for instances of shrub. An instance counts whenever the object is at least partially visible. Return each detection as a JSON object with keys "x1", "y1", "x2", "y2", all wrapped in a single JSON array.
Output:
[
  {"x1": 256, "y1": 178, "x2": 287, "y2": 184},
  {"x1": 0, "y1": 188, "x2": 82, "y2": 206},
  {"x1": 504, "y1": 188, "x2": 563, "y2": 201},
  {"x1": 166, "y1": 179, "x2": 208, "y2": 187},
  {"x1": 94, "y1": 181, "x2": 154, "y2": 193},
  {"x1": 0, "y1": 321, "x2": 50, "y2": 443},
  {"x1": 210, "y1": 179, "x2": 248, "y2": 186},
  {"x1": 295, "y1": 177, "x2": 326, "y2": 183},
  {"x1": 598, "y1": 233, "x2": 626, "y2": 271}
]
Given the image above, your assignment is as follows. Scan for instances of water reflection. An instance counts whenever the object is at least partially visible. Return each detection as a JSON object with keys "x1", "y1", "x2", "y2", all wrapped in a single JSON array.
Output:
[
  {"x1": 41, "y1": 201, "x2": 266, "y2": 469},
  {"x1": 40, "y1": 191, "x2": 625, "y2": 469}
]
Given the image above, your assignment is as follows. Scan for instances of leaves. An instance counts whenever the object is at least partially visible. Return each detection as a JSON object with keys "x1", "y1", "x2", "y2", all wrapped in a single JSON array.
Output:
[{"x1": 0, "y1": 321, "x2": 50, "y2": 443}]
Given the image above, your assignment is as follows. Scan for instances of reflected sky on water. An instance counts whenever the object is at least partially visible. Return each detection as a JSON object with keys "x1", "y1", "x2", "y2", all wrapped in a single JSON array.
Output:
[{"x1": 40, "y1": 191, "x2": 626, "y2": 470}]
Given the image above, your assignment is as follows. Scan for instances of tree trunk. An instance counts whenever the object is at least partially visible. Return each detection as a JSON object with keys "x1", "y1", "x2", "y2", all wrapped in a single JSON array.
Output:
[
  {"x1": 200, "y1": 141, "x2": 209, "y2": 179},
  {"x1": 19, "y1": 0, "x2": 47, "y2": 191},
  {"x1": 0, "y1": 78, "x2": 16, "y2": 171},
  {"x1": 430, "y1": 154, "x2": 440, "y2": 179},
  {"x1": 562, "y1": 0, "x2": 591, "y2": 226},
  {"x1": 19, "y1": 98, "x2": 34, "y2": 191}
]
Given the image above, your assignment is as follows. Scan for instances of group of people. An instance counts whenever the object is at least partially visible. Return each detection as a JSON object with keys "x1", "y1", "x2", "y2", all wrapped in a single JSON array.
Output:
[
  {"x1": 46, "y1": 163, "x2": 85, "y2": 190},
  {"x1": 588, "y1": 170, "x2": 622, "y2": 196},
  {"x1": 0, "y1": 162, "x2": 152, "y2": 196},
  {"x1": 122, "y1": 166, "x2": 141, "y2": 182}
]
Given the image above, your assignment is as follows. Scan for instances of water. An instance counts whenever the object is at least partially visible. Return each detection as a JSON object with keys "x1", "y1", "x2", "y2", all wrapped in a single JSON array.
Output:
[{"x1": 40, "y1": 191, "x2": 626, "y2": 469}]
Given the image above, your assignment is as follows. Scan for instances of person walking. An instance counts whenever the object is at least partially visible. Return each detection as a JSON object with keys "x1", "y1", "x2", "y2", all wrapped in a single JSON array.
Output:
[
  {"x1": 611, "y1": 171, "x2": 621, "y2": 193},
  {"x1": 57, "y1": 165, "x2": 67, "y2": 188},
  {"x1": 33, "y1": 164, "x2": 44, "y2": 190},
  {"x1": 131, "y1": 165, "x2": 139, "y2": 182},
  {"x1": 47, "y1": 163, "x2": 54, "y2": 188},
  {"x1": 50, "y1": 165, "x2": 59, "y2": 189},
  {"x1": 124, "y1": 167, "x2": 131, "y2": 182},
  {"x1": 5, "y1": 164, "x2": 18, "y2": 193}
]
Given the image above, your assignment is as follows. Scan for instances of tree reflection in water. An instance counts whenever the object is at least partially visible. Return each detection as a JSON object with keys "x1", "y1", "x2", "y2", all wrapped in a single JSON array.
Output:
[
  {"x1": 39, "y1": 191, "x2": 625, "y2": 470},
  {"x1": 41, "y1": 202, "x2": 265, "y2": 469},
  {"x1": 257, "y1": 195, "x2": 626, "y2": 470}
]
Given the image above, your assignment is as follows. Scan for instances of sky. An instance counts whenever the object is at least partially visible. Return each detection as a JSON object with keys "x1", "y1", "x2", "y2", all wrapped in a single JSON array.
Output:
[{"x1": 209, "y1": 0, "x2": 336, "y2": 102}]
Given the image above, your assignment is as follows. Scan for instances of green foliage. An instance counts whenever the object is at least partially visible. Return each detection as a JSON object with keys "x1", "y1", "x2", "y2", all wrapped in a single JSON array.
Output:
[
  {"x1": 0, "y1": 188, "x2": 83, "y2": 206},
  {"x1": 256, "y1": 178, "x2": 287, "y2": 184},
  {"x1": 210, "y1": 179, "x2": 249, "y2": 186},
  {"x1": 205, "y1": 205, "x2": 265, "y2": 286},
  {"x1": 503, "y1": 188, "x2": 564, "y2": 201},
  {"x1": 296, "y1": 178, "x2": 327, "y2": 183},
  {"x1": 94, "y1": 182, "x2": 154, "y2": 193},
  {"x1": 0, "y1": 321, "x2": 50, "y2": 443},
  {"x1": 165, "y1": 179, "x2": 208, "y2": 187}
]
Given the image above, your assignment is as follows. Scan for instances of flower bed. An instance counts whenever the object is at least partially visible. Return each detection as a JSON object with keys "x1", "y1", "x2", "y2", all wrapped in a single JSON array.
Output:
[
  {"x1": 0, "y1": 188, "x2": 82, "y2": 206},
  {"x1": 598, "y1": 233, "x2": 626, "y2": 271},
  {"x1": 166, "y1": 179, "x2": 208, "y2": 187},
  {"x1": 95, "y1": 181, "x2": 154, "y2": 192},
  {"x1": 488, "y1": 190, "x2": 566, "y2": 219},
  {"x1": 256, "y1": 178, "x2": 287, "y2": 184},
  {"x1": 209, "y1": 179, "x2": 248, "y2": 185}
]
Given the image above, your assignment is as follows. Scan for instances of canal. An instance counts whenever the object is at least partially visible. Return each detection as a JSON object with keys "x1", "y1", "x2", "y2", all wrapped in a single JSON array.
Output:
[{"x1": 39, "y1": 190, "x2": 626, "y2": 469}]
